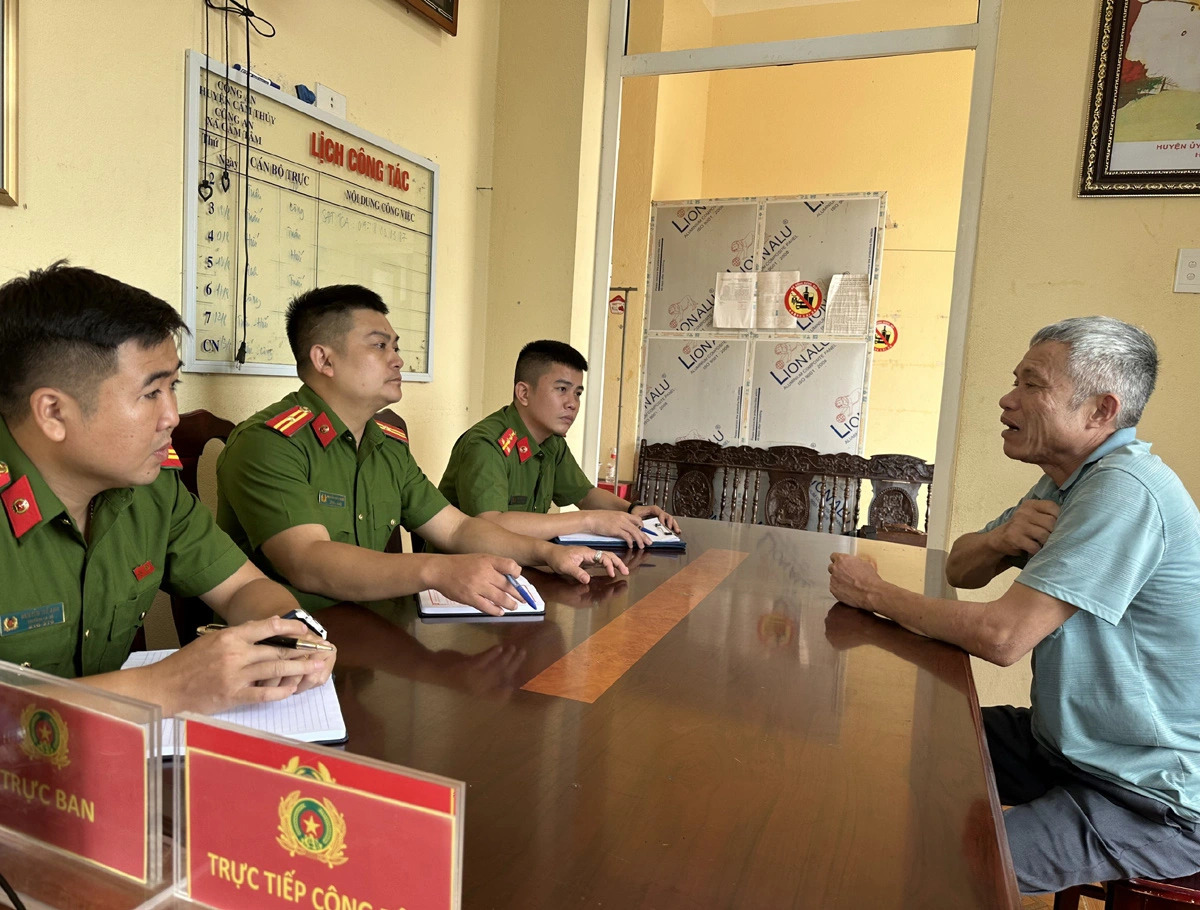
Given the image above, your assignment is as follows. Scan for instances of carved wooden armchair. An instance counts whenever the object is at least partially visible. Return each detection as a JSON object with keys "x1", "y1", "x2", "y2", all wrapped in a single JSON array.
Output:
[
  {"x1": 166, "y1": 409, "x2": 236, "y2": 645},
  {"x1": 763, "y1": 446, "x2": 869, "y2": 535},
  {"x1": 859, "y1": 454, "x2": 934, "y2": 546},
  {"x1": 631, "y1": 439, "x2": 869, "y2": 536}
]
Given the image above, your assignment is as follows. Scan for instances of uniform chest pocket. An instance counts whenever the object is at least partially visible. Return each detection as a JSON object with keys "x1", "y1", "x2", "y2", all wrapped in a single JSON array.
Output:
[
  {"x1": 0, "y1": 604, "x2": 75, "y2": 676},
  {"x1": 96, "y1": 586, "x2": 159, "y2": 673},
  {"x1": 371, "y1": 498, "x2": 403, "y2": 550}
]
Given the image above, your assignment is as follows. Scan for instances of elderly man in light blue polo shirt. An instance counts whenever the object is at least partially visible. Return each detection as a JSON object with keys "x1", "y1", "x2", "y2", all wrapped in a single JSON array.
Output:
[{"x1": 828, "y1": 316, "x2": 1200, "y2": 895}]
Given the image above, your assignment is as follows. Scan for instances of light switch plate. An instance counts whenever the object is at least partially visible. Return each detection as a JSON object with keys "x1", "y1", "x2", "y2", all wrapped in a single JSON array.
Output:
[{"x1": 1175, "y1": 249, "x2": 1200, "y2": 293}]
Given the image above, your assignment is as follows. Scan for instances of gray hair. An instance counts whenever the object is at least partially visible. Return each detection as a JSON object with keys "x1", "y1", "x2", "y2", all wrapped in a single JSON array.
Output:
[{"x1": 1030, "y1": 316, "x2": 1158, "y2": 429}]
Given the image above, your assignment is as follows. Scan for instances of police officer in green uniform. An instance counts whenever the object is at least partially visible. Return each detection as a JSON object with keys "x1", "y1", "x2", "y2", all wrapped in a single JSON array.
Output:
[
  {"x1": 439, "y1": 340, "x2": 678, "y2": 546},
  {"x1": 216, "y1": 286, "x2": 627, "y2": 616},
  {"x1": 0, "y1": 263, "x2": 333, "y2": 715}
]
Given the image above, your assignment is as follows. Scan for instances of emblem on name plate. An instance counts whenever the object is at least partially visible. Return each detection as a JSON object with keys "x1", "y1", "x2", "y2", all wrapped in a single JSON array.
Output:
[
  {"x1": 280, "y1": 755, "x2": 337, "y2": 784},
  {"x1": 19, "y1": 704, "x2": 71, "y2": 769},
  {"x1": 277, "y1": 791, "x2": 348, "y2": 868}
]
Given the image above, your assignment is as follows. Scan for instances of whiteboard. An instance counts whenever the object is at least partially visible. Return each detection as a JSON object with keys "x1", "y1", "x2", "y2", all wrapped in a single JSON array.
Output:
[{"x1": 181, "y1": 52, "x2": 438, "y2": 379}]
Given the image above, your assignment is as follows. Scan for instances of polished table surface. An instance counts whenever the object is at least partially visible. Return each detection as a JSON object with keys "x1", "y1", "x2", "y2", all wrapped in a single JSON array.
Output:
[
  {"x1": 0, "y1": 518, "x2": 1019, "y2": 908},
  {"x1": 318, "y1": 518, "x2": 1020, "y2": 909}
]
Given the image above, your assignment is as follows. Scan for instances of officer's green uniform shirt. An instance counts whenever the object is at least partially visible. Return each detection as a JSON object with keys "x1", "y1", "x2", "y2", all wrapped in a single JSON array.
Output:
[
  {"x1": 0, "y1": 416, "x2": 247, "y2": 678},
  {"x1": 216, "y1": 385, "x2": 450, "y2": 611},
  {"x1": 438, "y1": 403, "x2": 593, "y2": 516}
]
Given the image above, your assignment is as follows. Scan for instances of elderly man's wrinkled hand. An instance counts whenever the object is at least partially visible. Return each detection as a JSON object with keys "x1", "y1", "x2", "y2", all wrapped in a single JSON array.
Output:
[
  {"x1": 996, "y1": 499, "x2": 1059, "y2": 558},
  {"x1": 827, "y1": 552, "x2": 880, "y2": 611}
]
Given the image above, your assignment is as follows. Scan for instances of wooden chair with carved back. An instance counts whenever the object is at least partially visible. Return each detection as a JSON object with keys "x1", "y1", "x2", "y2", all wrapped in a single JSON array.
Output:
[
  {"x1": 631, "y1": 439, "x2": 869, "y2": 536},
  {"x1": 159, "y1": 409, "x2": 236, "y2": 647},
  {"x1": 763, "y1": 446, "x2": 869, "y2": 535},
  {"x1": 858, "y1": 453, "x2": 935, "y2": 547},
  {"x1": 632, "y1": 439, "x2": 724, "y2": 520},
  {"x1": 1055, "y1": 871, "x2": 1200, "y2": 909}
]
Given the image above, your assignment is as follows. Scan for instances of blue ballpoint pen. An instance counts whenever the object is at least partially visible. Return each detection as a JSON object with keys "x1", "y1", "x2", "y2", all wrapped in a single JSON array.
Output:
[{"x1": 504, "y1": 574, "x2": 539, "y2": 610}]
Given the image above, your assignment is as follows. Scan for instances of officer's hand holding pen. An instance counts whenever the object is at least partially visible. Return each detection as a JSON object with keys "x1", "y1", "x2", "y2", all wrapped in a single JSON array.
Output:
[{"x1": 196, "y1": 623, "x2": 336, "y2": 651}]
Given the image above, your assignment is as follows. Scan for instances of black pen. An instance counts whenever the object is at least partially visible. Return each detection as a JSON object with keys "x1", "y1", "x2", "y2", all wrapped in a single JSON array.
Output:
[
  {"x1": 257, "y1": 635, "x2": 335, "y2": 652},
  {"x1": 196, "y1": 624, "x2": 335, "y2": 651}
]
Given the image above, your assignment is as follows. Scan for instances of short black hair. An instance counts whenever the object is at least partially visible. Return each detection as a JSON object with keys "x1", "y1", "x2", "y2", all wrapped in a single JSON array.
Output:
[
  {"x1": 0, "y1": 261, "x2": 187, "y2": 421},
  {"x1": 514, "y1": 340, "x2": 588, "y2": 387},
  {"x1": 286, "y1": 285, "x2": 389, "y2": 374}
]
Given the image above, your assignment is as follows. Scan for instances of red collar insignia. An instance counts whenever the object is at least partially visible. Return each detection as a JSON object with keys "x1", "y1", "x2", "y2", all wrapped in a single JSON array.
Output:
[
  {"x1": 498, "y1": 428, "x2": 518, "y2": 457},
  {"x1": 133, "y1": 561, "x2": 155, "y2": 582},
  {"x1": 517, "y1": 437, "x2": 532, "y2": 463},
  {"x1": 2, "y1": 476, "x2": 43, "y2": 540},
  {"x1": 375, "y1": 421, "x2": 409, "y2": 444},
  {"x1": 160, "y1": 447, "x2": 183, "y2": 470},
  {"x1": 0, "y1": 461, "x2": 10, "y2": 492},
  {"x1": 265, "y1": 405, "x2": 315, "y2": 437},
  {"x1": 311, "y1": 412, "x2": 336, "y2": 448}
]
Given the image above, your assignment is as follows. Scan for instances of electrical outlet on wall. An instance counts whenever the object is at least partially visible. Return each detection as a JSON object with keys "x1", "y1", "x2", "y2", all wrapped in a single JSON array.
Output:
[
  {"x1": 1175, "y1": 249, "x2": 1200, "y2": 294},
  {"x1": 315, "y1": 84, "x2": 347, "y2": 120}
]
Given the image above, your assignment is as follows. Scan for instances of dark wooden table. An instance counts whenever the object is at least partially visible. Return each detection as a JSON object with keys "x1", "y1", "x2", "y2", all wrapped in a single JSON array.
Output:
[
  {"x1": 0, "y1": 518, "x2": 1018, "y2": 908},
  {"x1": 315, "y1": 517, "x2": 1020, "y2": 909}
]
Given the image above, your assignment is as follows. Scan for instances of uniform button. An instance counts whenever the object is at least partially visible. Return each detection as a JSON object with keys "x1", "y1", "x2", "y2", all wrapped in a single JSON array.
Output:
[
  {"x1": 357, "y1": 513, "x2": 364, "y2": 521},
  {"x1": 83, "y1": 629, "x2": 91, "y2": 639},
  {"x1": 139, "y1": 612, "x2": 147, "y2": 621},
  {"x1": 20, "y1": 662, "x2": 31, "y2": 669},
  {"x1": 61, "y1": 518, "x2": 70, "y2": 526},
  {"x1": 388, "y1": 519, "x2": 396, "y2": 527}
]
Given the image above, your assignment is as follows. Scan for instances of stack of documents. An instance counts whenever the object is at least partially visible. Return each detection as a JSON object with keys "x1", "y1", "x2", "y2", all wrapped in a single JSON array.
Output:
[{"x1": 553, "y1": 517, "x2": 686, "y2": 550}]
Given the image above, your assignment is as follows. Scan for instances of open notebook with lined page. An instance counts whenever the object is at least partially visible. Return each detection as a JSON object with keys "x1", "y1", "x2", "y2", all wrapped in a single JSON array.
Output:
[{"x1": 122, "y1": 649, "x2": 346, "y2": 753}]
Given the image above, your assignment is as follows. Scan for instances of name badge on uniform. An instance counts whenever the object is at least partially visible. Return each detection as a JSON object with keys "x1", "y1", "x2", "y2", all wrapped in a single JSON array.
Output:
[
  {"x1": 0, "y1": 603, "x2": 66, "y2": 636},
  {"x1": 318, "y1": 491, "x2": 347, "y2": 509},
  {"x1": 508, "y1": 495, "x2": 528, "y2": 506}
]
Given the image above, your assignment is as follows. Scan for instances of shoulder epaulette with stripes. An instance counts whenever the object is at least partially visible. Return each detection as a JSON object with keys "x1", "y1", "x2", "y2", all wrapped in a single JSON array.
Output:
[
  {"x1": 375, "y1": 421, "x2": 409, "y2": 444},
  {"x1": 160, "y1": 447, "x2": 183, "y2": 469},
  {"x1": 265, "y1": 405, "x2": 315, "y2": 437},
  {"x1": 497, "y1": 428, "x2": 518, "y2": 457}
]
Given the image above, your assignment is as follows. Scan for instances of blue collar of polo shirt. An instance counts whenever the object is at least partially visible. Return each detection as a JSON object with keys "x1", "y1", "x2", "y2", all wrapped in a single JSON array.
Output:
[{"x1": 1057, "y1": 426, "x2": 1138, "y2": 496}]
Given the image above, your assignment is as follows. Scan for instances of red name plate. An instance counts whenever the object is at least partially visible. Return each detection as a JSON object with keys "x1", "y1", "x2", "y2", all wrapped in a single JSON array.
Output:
[
  {"x1": 0, "y1": 681, "x2": 149, "y2": 881},
  {"x1": 185, "y1": 720, "x2": 461, "y2": 910}
]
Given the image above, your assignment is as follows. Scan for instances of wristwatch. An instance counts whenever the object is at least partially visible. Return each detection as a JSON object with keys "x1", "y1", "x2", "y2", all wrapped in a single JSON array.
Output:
[
  {"x1": 626, "y1": 500, "x2": 641, "y2": 513},
  {"x1": 282, "y1": 607, "x2": 328, "y2": 640}
]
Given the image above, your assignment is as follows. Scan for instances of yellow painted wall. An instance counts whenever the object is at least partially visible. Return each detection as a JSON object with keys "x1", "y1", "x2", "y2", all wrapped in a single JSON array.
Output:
[
  {"x1": 700, "y1": 52, "x2": 972, "y2": 461},
  {"x1": 951, "y1": 3, "x2": 1200, "y2": 706},
  {"x1": 484, "y1": 0, "x2": 610, "y2": 439},
  {"x1": 0, "y1": 0, "x2": 502, "y2": 481},
  {"x1": 605, "y1": 2, "x2": 972, "y2": 473}
]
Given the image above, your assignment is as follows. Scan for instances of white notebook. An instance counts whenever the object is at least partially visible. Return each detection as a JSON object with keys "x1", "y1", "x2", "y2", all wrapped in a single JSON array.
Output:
[
  {"x1": 417, "y1": 574, "x2": 545, "y2": 620},
  {"x1": 121, "y1": 649, "x2": 347, "y2": 753},
  {"x1": 553, "y1": 517, "x2": 686, "y2": 549}
]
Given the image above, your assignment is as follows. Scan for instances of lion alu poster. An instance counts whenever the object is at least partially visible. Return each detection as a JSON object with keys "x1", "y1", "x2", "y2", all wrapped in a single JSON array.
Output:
[
  {"x1": 641, "y1": 337, "x2": 748, "y2": 446},
  {"x1": 647, "y1": 202, "x2": 758, "y2": 333}
]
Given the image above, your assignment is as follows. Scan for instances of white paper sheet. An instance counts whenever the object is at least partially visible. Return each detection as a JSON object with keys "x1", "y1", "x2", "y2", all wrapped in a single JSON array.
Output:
[
  {"x1": 122, "y1": 649, "x2": 346, "y2": 753},
  {"x1": 713, "y1": 272, "x2": 756, "y2": 328},
  {"x1": 755, "y1": 270, "x2": 802, "y2": 329},
  {"x1": 824, "y1": 273, "x2": 871, "y2": 335}
]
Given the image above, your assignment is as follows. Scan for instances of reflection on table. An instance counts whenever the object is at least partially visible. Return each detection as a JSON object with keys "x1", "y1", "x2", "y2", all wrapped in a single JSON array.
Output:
[{"x1": 315, "y1": 518, "x2": 1018, "y2": 909}]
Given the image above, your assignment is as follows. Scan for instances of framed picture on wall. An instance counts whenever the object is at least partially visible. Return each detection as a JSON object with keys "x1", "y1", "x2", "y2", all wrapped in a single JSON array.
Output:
[
  {"x1": 1, "y1": 0, "x2": 16, "y2": 206},
  {"x1": 398, "y1": 0, "x2": 458, "y2": 37},
  {"x1": 1080, "y1": 0, "x2": 1200, "y2": 196}
]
